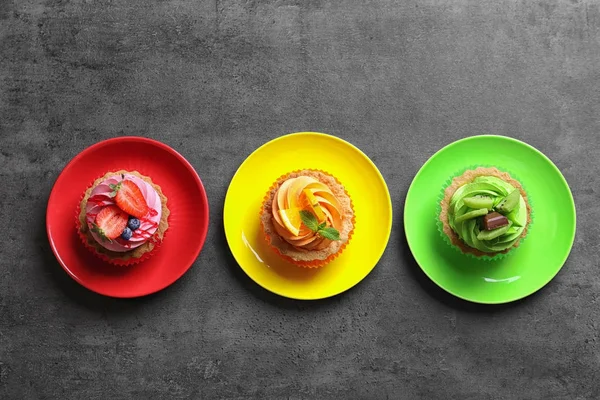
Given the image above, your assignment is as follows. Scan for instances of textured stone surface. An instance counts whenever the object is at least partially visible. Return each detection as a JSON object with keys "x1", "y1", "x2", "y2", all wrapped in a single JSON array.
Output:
[{"x1": 1, "y1": 0, "x2": 599, "y2": 399}]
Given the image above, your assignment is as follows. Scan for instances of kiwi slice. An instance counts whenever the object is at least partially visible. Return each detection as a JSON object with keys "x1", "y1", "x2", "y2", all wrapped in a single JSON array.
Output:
[
  {"x1": 505, "y1": 208, "x2": 524, "y2": 227},
  {"x1": 454, "y1": 208, "x2": 488, "y2": 223},
  {"x1": 495, "y1": 189, "x2": 520, "y2": 214},
  {"x1": 496, "y1": 230, "x2": 522, "y2": 244},
  {"x1": 477, "y1": 221, "x2": 513, "y2": 241},
  {"x1": 463, "y1": 195, "x2": 494, "y2": 210}
]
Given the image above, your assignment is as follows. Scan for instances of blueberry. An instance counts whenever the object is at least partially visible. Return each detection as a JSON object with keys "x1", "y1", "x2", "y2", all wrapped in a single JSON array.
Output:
[
  {"x1": 121, "y1": 227, "x2": 133, "y2": 240},
  {"x1": 128, "y1": 217, "x2": 140, "y2": 231}
]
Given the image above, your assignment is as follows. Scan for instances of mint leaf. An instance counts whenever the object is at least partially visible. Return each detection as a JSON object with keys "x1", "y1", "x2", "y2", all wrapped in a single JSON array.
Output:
[
  {"x1": 318, "y1": 227, "x2": 340, "y2": 241},
  {"x1": 299, "y1": 210, "x2": 341, "y2": 241},
  {"x1": 299, "y1": 210, "x2": 319, "y2": 231}
]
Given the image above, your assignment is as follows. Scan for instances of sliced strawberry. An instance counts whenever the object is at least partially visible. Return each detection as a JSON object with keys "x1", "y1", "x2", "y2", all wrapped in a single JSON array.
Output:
[
  {"x1": 114, "y1": 180, "x2": 149, "y2": 218},
  {"x1": 94, "y1": 205, "x2": 128, "y2": 240}
]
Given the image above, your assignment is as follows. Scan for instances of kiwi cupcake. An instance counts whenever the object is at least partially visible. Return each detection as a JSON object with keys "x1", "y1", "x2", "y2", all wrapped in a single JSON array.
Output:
[
  {"x1": 260, "y1": 169, "x2": 355, "y2": 268},
  {"x1": 439, "y1": 167, "x2": 531, "y2": 258},
  {"x1": 77, "y1": 170, "x2": 170, "y2": 265}
]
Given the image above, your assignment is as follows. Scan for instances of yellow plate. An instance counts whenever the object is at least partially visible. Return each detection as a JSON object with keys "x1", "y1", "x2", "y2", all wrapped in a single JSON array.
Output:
[{"x1": 223, "y1": 132, "x2": 392, "y2": 300}]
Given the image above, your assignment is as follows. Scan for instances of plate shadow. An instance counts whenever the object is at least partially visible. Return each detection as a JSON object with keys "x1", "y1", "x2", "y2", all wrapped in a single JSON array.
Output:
[
  {"x1": 40, "y1": 219, "x2": 174, "y2": 313},
  {"x1": 397, "y1": 206, "x2": 539, "y2": 312},
  {"x1": 214, "y1": 206, "x2": 346, "y2": 310}
]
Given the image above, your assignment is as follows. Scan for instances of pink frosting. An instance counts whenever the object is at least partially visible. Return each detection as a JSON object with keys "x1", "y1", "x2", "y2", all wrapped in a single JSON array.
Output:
[{"x1": 85, "y1": 174, "x2": 162, "y2": 252}]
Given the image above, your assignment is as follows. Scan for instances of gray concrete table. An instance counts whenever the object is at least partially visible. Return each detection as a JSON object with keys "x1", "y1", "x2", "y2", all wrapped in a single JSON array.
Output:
[{"x1": 1, "y1": 1, "x2": 598, "y2": 399}]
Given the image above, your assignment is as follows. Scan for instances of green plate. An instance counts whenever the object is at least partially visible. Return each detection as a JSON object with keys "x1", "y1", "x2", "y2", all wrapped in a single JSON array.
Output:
[{"x1": 404, "y1": 135, "x2": 576, "y2": 304}]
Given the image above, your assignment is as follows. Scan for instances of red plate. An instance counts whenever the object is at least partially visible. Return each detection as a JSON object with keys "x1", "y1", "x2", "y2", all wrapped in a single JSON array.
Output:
[{"x1": 46, "y1": 137, "x2": 209, "y2": 298}]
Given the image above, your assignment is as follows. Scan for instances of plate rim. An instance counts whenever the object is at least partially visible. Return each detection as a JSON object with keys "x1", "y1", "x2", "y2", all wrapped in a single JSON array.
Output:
[
  {"x1": 223, "y1": 131, "x2": 393, "y2": 300},
  {"x1": 46, "y1": 136, "x2": 210, "y2": 298},
  {"x1": 404, "y1": 134, "x2": 577, "y2": 304}
]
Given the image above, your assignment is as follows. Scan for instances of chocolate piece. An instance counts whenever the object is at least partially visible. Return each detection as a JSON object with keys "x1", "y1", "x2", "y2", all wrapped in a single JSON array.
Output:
[{"x1": 482, "y1": 212, "x2": 509, "y2": 231}]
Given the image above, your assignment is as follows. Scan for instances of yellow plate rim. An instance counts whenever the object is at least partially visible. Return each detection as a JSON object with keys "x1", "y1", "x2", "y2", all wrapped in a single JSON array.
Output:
[{"x1": 223, "y1": 132, "x2": 393, "y2": 300}]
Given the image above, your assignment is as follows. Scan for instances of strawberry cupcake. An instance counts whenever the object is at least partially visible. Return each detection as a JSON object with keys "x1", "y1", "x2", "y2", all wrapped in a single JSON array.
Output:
[
  {"x1": 260, "y1": 169, "x2": 354, "y2": 268},
  {"x1": 77, "y1": 170, "x2": 170, "y2": 265}
]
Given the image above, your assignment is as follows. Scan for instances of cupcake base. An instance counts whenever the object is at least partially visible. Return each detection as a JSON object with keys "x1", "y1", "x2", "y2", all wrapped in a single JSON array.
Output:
[
  {"x1": 77, "y1": 170, "x2": 170, "y2": 266},
  {"x1": 260, "y1": 169, "x2": 355, "y2": 268},
  {"x1": 439, "y1": 166, "x2": 532, "y2": 259}
]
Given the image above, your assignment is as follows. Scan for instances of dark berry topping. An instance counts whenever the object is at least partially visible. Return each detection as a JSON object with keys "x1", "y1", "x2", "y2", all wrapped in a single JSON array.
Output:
[
  {"x1": 121, "y1": 227, "x2": 133, "y2": 240},
  {"x1": 128, "y1": 217, "x2": 141, "y2": 231}
]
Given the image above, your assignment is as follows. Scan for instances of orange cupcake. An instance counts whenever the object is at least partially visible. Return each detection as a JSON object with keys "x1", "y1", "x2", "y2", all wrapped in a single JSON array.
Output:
[{"x1": 260, "y1": 169, "x2": 355, "y2": 268}]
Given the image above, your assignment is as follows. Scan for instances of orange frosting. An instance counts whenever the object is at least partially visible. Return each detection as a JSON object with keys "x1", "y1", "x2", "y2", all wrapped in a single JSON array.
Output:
[{"x1": 271, "y1": 176, "x2": 342, "y2": 250}]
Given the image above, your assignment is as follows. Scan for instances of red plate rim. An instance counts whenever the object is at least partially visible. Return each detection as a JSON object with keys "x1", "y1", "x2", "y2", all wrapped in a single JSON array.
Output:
[{"x1": 46, "y1": 136, "x2": 209, "y2": 298}]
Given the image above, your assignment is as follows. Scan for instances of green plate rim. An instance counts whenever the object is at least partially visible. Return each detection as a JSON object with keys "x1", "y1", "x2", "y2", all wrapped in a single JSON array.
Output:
[{"x1": 404, "y1": 134, "x2": 577, "y2": 304}]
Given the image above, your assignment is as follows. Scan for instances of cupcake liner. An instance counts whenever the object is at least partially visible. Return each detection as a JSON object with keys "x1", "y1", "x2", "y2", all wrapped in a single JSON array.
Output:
[
  {"x1": 260, "y1": 169, "x2": 355, "y2": 268},
  {"x1": 76, "y1": 172, "x2": 168, "y2": 267},
  {"x1": 437, "y1": 165, "x2": 534, "y2": 261}
]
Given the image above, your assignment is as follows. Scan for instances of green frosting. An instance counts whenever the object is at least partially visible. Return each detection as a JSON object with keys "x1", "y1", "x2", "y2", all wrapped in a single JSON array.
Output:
[{"x1": 448, "y1": 176, "x2": 527, "y2": 253}]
